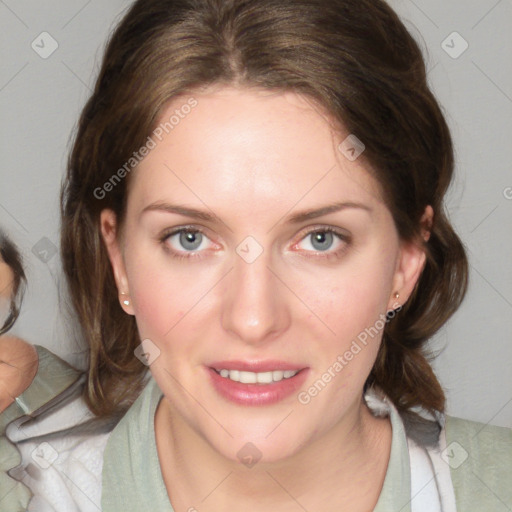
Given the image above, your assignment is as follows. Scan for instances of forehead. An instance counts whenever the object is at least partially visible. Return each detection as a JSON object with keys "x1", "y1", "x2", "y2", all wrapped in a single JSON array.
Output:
[{"x1": 127, "y1": 87, "x2": 383, "y2": 215}]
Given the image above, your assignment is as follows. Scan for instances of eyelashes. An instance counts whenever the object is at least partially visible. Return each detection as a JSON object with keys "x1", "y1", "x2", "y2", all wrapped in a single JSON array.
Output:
[
  {"x1": 158, "y1": 225, "x2": 352, "y2": 261},
  {"x1": 158, "y1": 226, "x2": 212, "y2": 261},
  {"x1": 292, "y1": 227, "x2": 350, "y2": 260}
]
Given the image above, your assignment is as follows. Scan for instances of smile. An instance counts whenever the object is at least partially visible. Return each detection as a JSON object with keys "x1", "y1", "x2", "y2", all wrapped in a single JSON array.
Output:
[
  {"x1": 207, "y1": 365, "x2": 309, "y2": 406},
  {"x1": 213, "y1": 369, "x2": 300, "y2": 384}
]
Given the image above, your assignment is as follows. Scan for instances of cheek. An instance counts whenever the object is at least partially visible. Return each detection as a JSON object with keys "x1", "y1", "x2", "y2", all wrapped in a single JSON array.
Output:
[
  {"x1": 305, "y1": 258, "x2": 394, "y2": 335},
  {"x1": 295, "y1": 254, "x2": 396, "y2": 391},
  {"x1": 302, "y1": 277, "x2": 390, "y2": 407},
  {"x1": 123, "y1": 247, "x2": 207, "y2": 339}
]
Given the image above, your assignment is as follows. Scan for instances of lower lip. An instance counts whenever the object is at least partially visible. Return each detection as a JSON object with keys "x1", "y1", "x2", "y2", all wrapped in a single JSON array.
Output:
[{"x1": 207, "y1": 367, "x2": 309, "y2": 406}]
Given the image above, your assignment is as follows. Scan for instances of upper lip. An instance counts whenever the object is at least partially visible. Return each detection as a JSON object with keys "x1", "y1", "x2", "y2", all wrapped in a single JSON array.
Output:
[{"x1": 208, "y1": 360, "x2": 307, "y2": 372}]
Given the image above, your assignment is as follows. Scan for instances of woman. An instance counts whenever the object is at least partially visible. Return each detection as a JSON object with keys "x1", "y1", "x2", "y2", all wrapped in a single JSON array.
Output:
[{"x1": 1, "y1": 0, "x2": 511, "y2": 511}]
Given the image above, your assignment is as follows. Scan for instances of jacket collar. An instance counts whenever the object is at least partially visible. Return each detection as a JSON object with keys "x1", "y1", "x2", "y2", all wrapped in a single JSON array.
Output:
[{"x1": 102, "y1": 379, "x2": 433, "y2": 512}]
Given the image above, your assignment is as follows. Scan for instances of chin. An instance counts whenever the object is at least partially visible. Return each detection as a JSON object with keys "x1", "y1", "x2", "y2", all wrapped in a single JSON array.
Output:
[{"x1": 205, "y1": 421, "x2": 313, "y2": 467}]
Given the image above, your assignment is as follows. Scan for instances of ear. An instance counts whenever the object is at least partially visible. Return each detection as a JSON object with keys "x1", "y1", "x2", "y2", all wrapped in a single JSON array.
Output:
[
  {"x1": 388, "y1": 205, "x2": 433, "y2": 310},
  {"x1": 100, "y1": 209, "x2": 135, "y2": 315}
]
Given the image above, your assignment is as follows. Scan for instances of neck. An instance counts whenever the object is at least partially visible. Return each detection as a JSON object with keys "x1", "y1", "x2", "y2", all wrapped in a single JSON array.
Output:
[{"x1": 155, "y1": 396, "x2": 392, "y2": 512}]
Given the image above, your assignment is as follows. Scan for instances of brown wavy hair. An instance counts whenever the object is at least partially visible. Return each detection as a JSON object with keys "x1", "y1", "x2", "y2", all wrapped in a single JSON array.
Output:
[{"x1": 60, "y1": 0, "x2": 468, "y2": 420}]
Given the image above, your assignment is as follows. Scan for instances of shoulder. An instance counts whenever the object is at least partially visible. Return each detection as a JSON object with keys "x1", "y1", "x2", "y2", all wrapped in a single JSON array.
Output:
[
  {"x1": 3, "y1": 346, "x2": 121, "y2": 512},
  {"x1": 445, "y1": 414, "x2": 512, "y2": 464},
  {"x1": 9, "y1": 395, "x2": 114, "y2": 512},
  {"x1": 444, "y1": 414, "x2": 512, "y2": 510},
  {"x1": 1, "y1": 344, "x2": 83, "y2": 428}
]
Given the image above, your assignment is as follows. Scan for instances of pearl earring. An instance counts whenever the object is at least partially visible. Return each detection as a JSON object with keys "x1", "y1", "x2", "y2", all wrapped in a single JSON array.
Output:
[
  {"x1": 121, "y1": 293, "x2": 130, "y2": 306},
  {"x1": 394, "y1": 292, "x2": 400, "y2": 299}
]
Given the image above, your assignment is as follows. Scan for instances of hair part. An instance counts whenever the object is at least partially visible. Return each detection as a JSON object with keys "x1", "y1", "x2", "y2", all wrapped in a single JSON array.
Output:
[{"x1": 61, "y1": 0, "x2": 468, "y2": 419}]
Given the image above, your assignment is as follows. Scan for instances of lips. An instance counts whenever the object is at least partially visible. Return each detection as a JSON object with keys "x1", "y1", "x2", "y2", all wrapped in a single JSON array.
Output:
[{"x1": 206, "y1": 360, "x2": 310, "y2": 406}]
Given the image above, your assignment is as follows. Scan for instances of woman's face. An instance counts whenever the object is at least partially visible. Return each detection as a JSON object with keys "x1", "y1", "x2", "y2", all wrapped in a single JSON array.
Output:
[{"x1": 101, "y1": 86, "x2": 425, "y2": 462}]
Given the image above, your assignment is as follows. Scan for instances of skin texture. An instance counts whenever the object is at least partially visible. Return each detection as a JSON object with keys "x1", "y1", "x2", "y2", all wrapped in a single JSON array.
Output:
[{"x1": 101, "y1": 87, "x2": 430, "y2": 511}]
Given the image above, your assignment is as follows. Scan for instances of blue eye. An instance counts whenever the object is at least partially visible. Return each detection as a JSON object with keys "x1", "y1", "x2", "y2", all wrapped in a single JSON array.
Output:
[
  {"x1": 160, "y1": 228, "x2": 212, "y2": 256},
  {"x1": 178, "y1": 230, "x2": 203, "y2": 251},
  {"x1": 159, "y1": 226, "x2": 350, "y2": 261},
  {"x1": 295, "y1": 228, "x2": 349, "y2": 257},
  {"x1": 309, "y1": 231, "x2": 334, "y2": 251}
]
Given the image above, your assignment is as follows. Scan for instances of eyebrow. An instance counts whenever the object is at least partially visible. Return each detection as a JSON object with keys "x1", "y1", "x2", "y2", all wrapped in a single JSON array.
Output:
[{"x1": 140, "y1": 201, "x2": 371, "y2": 224}]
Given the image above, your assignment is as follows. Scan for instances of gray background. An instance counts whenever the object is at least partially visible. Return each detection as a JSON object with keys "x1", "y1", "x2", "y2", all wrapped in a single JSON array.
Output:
[{"x1": 0, "y1": 0, "x2": 511, "y2": 427}]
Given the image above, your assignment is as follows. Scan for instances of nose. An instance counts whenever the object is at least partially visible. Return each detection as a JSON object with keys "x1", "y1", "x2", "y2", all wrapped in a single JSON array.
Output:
[{"x1": 220, "y1": 249, "x2": 291, "y2": 345}]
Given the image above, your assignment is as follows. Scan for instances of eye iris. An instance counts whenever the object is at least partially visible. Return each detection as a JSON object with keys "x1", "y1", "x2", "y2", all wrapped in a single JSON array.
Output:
[
  {"x1": 311, "y1": 231, "x2": 333, "y2": 251},
  {"x1": 179, "y1": 231, "x2": 202, "y2": 250}
]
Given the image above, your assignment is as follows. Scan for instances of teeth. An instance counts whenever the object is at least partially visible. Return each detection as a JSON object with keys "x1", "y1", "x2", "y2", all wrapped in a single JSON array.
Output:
[
  {"x1": 216, "y1": 368, "x2": 299, "y2": 384},
  {"x1": 257, "y1": 372, "x2": 273, "y2": 384}
]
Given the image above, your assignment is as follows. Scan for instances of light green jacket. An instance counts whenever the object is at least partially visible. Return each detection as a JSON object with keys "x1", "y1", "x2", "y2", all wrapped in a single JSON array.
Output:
[{"x1": 1, "y1": 346, "x2": 511, "y2": 511}]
